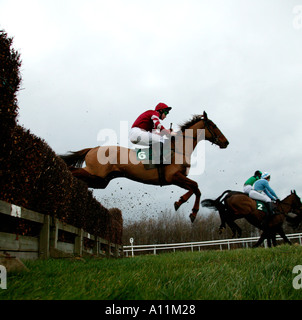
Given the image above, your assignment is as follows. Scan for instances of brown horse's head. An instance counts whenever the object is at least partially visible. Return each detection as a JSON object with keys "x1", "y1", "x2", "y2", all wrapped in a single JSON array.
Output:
[
  {"x1": 282, "y1": 190, "x2": 302, "y2": 228},
  {"x1": 282, "y1": 190, "x2": 301, "y2": 213},
  {"x1": 202, "y1": 111, "x2": 229, "y2": 149},
  {"x1": 178, "y1": 111, "x2": 229, "y2": 149},
  {"x1": 284, "y1": 190, "x2": 302, "y2": 214}
]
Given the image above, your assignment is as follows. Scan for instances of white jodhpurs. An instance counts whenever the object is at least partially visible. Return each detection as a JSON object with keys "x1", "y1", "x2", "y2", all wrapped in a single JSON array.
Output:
[
  {"x1": 249, "y1": 190, "x2": 271, "y2": 202},
  {"x1": 243, "y1": 185, "x2": 252, "y2": 194},
  {"x1": 129, "y1": 127, "x2": 164, "y2": 146}
]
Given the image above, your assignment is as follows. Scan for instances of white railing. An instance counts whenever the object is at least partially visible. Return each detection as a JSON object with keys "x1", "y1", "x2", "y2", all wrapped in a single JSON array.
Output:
[{"x1": 123, "y1": 232, "x2": 302, "y2": 257}]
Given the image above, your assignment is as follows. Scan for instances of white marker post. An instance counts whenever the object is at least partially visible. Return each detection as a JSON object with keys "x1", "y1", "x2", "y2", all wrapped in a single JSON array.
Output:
[{"x1": 130, "y1": 238, "x2": 134, "y2": 257}]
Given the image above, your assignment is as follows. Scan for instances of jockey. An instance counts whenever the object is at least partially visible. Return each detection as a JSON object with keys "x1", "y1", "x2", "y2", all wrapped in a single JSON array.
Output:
[
  {"x1": 129, "y1": 102, "x2": 173, "y2": 146},
  {"x1": 129, "y1": 103, "x2": 175, "y2": 164},
  {"x1": 243, "y1": 170, "x2": 262, "y2": 194},
  {"x1": 249, "y1": 172, "x2": 279, "y2": 228}
]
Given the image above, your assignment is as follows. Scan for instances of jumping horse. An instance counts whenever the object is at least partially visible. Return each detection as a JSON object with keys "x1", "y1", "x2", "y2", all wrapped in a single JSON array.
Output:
[
  {"x1": 202, "y1": 190, "x2": 302, "y2": 247},
  {"x1": 60, "y1": 111, "x2": 229, "y2": 222}
]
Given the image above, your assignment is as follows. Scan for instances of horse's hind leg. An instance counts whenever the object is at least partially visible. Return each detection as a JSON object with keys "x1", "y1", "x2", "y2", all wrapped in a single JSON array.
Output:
[
  {"x1": 267, "y1": 236, "x2": 272, "y2": 248},
  {"x1": 69, "y1": 167, "x2": 110, "y2": 189},
  {"x1": 227, "y1": 220, "x2": 242, "y2": 238},
  {"x1": 217, "y1": 208, "x2": 227, "y2": 233}
]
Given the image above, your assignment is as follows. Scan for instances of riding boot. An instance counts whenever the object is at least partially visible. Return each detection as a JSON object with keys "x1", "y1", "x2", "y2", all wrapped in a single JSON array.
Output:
[
  {"x1": 151, "y1": 142, "x2": 164, "y2": 165},
  {"x1": 262, "y1": 202, "x2": 273, "y2": 229},
  {"x1": 160, "y1": 141, "x2": 164, "y2": 164}
]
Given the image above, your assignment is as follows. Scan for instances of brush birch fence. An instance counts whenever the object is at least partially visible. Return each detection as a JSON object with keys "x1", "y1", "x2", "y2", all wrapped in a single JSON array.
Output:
[{"x1": 0, "y1": 200, "x2": 123, "y2": 259}]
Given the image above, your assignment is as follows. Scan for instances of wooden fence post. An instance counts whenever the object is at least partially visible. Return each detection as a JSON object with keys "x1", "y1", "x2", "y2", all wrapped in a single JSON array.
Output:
[
  {"x1": 93, "y1": 236, "x2": 100, "y2": 257},
  {"x1": 75, "y1": 228, "x2": 83, "y2": 256},
  {"x1": 50, "y1": 218, "x2": 58, "y2": 250},
  {"x1": 39, "y1": 215, "x2": 50, "y2": 259},
  {"x1": 107, "y1": 240, "x2": 111, "y2": 258}
]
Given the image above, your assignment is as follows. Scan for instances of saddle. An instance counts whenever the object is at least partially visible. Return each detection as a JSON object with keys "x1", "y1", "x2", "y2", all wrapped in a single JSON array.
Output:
[
  {"x1": 136, "y1": 145, "x2": 173, "y2": 168},
  {"x1": 255, "y1": 200, "x2": 278, "y2": 215},
  {"x1": 136, "y1": 145, "x2": 174, "y2": 187},
  {"x1": 255, "y1": 200, "x2": 268, "y2": 213}
]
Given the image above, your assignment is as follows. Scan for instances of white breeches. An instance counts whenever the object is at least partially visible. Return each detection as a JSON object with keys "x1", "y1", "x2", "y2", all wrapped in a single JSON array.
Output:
[
  {"x1": 129, "y1": 127, "x2": 164, "y2": 146},
  {"x1": 249, "y1": 190, "x2": 271, "y2": 202},
  {"x1": 243, "y1": 185, "x2": 252, "y2": 194}
]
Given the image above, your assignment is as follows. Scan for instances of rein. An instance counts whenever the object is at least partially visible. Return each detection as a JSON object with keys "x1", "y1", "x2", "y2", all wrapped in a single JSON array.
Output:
[
  {"x1": 204, "y1": 119, "x2": 224, "y2": 145},
  {"x1": 276, "y1": 198, "x2": 299, "y2": 216},
  {"x1": 276, "y1": 201, "x2": 289, "y2": 215}
]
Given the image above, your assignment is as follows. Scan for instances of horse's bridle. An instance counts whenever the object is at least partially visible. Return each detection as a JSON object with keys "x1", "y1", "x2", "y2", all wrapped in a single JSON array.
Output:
[
  {"x1": 203, "y1": 118, "x2": 224, "y2": 146},
  {"x1": 179, "y1": 118, "x2": 222, "y2": 143},
  {"x1": 276, "y1": 198, "x2": 301, "y2": 216},
  {"x1": 170, "y1": 117, "x2": 224, "y2": 154}
]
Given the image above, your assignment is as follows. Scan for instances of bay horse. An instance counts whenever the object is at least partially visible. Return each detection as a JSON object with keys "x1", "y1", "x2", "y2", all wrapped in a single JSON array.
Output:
[
  {"x1": 202, "y1": 190, "x2": 302, "y2": 247},
  {"x1": 60, "y1": 111, "x2": 229, "y2": 222}
]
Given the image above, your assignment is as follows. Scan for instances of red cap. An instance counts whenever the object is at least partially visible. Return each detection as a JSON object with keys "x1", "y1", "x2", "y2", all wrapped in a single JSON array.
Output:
[{"x1": 155, "y1": 103, "x2": 172, "y2": 112}]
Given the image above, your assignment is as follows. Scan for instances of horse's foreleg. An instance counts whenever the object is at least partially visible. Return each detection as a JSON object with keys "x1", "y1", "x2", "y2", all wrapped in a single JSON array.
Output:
[
  {"x1": 174, "y1": 191, "x2": 193, "y2": 211},
  {"x1": 253, "y1": 231, "x2": 267, "y2": 248},
  {"x1": 277, "y1": 227, "x2": 292, "y2": 245},
  {"x1": 189, "y1": 182, "x2": 201, "y2": 223},
  {"x1": 271, "y1": 233, "x2": 277, "y2": 247},
  {"x1": 172, "y1": 173, "x2": 201, "y2": 223}
]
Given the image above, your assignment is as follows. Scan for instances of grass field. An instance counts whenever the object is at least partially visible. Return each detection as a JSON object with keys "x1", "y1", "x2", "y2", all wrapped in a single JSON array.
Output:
[{"x1": 1, "y1": 245, "x2": 302, "y2": 300}]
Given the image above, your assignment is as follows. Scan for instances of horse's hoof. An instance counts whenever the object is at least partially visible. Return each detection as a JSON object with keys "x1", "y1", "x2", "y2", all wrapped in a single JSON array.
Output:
[
  {"x1": 189, "y1": 213, "x2": 196, "y2": 223},
  {"x1": 174, "y1": 202, "x2": 180, "y2": 211}
]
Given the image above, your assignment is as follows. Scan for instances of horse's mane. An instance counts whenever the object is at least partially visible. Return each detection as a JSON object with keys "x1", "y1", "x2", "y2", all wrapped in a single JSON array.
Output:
[{"x1": 179, "y1": 114, "x2": 204, "y2": 132}]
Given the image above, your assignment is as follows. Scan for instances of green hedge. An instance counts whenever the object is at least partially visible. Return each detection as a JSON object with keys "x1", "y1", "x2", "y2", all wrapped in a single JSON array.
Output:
[
  {"x1": 0, "y1": 31, "x2": 22, "y2": 164},
  {"x1": 0, "y1": 31, "x2": 122, "y2": 244}
]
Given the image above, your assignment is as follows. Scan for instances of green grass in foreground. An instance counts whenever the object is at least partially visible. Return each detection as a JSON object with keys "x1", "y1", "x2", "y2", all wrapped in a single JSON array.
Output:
[{"x1": 1, "y1": 245, "x2": 302, "y2": 300}]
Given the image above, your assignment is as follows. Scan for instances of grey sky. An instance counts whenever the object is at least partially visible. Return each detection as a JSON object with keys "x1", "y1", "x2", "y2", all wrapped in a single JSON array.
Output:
[{"x1": 1, "y1": 0, "x2": 302, "y2": 222}]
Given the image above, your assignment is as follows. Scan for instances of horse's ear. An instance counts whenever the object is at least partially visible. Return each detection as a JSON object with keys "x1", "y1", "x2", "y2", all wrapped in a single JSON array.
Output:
[
  {"x1": 294, "y1": 190, "x2": 297, "y2": 195},
  {"x1": 203, "y1": 111, "x2": 208, "y2": 120}
]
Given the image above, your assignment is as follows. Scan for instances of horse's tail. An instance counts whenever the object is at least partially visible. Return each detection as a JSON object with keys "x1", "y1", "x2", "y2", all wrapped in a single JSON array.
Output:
[
  {"x1": 201, "y1": 189, "x2": 233, "y2": 211},
  {"x1": 59, "y1": 148, "x2": 92, "y2": 168}
]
